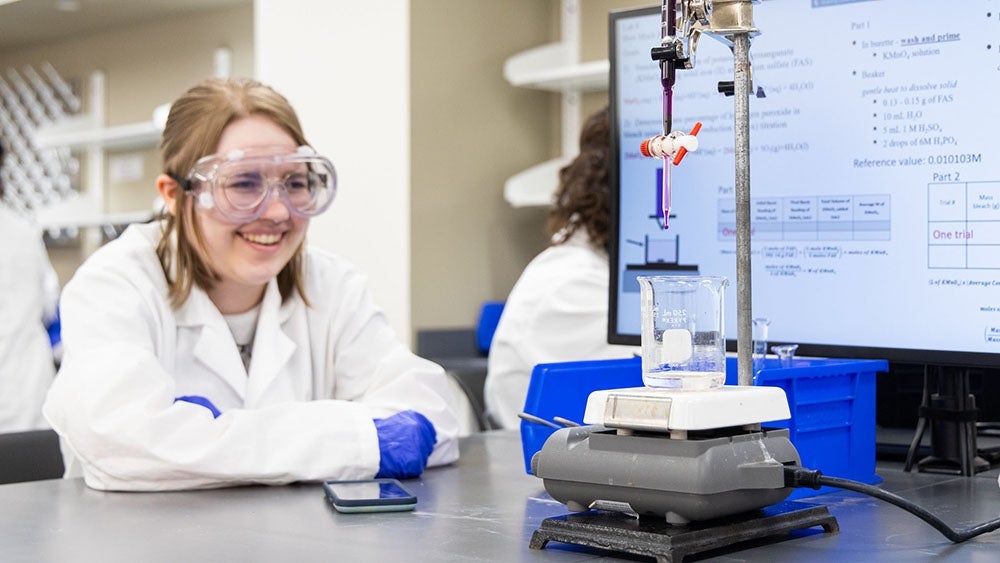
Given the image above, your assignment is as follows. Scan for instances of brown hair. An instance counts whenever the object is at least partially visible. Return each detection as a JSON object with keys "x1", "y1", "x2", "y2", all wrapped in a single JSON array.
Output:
[
  {"x1": 156, "y1": 78, "x2": 310, "y2": 308},
  {"x1": 545, "y1": 106, "x2": 611, "y2": 252}
]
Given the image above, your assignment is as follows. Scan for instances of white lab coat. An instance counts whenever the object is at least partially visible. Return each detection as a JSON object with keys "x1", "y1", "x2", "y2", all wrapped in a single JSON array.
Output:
[
  {"x1": 43, "y1": 222, "x2": 459, "y2": 490},
  {"x1": 0, "y1": 206, "x2": 58, "y2": 432},
  {"x1": 484, "y1": 231, "x2": 637, "y2": 429}
]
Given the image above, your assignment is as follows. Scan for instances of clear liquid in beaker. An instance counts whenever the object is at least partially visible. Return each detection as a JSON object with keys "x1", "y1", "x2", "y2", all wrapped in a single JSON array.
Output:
[{"x1": 638, "y1": 275, "x2": 728, "y2": 390}]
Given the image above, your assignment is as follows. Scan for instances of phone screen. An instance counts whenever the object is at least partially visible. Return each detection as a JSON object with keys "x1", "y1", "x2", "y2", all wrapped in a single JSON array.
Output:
[
  {"x1": 323, "y1": 478, "x2": 417, "y2": 512},
  {"x1": 326, "y1": 480, "x2": 413, "y2": 501}
]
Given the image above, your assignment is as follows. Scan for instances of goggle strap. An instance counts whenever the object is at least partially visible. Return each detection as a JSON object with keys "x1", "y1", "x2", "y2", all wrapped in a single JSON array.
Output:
[{"x1": 169, "y1": 173, "x2": 193, "y2": 192}]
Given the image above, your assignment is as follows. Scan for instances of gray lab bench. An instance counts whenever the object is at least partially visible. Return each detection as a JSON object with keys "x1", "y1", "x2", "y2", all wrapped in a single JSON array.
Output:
[{"x1": 0, "y1": 431, "x2": 998, "y2": 562}]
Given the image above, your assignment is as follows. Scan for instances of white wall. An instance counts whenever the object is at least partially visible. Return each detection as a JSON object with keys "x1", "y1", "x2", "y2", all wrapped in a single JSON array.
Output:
[{"x1": 254, "y1": 0, "x2": 412, "y2": 344}]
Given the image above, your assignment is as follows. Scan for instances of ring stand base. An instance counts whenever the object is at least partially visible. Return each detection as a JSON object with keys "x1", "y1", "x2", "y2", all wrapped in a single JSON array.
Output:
[{"x1": 529, "y1": 502, "x2": 839, "y2": 563}]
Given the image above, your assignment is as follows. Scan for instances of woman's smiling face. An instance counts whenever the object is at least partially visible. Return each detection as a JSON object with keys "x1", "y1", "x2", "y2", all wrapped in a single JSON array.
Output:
[{"x1": 195, "y1": 114, "x2": 308, "y2": 311}]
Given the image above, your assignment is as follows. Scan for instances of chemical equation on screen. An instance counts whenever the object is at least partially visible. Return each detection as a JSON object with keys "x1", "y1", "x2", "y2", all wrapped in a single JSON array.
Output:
[
  {"x1": 755, "y1": 47, "x2": 811, "y2": 72},
  {"x1": 622, "y1": 106, "x2": 811, "y2": 160},
  {"x1": 927, "y1": 279, "x2": 1000, "y2": 288},
  {"x1": 754, "y1": 245, "x2": 889, "y2": 278},
  {"x1": 759, "y1": 245, "x2": 850, "y2": 260},
  {"x1": 762, "y1": 264, "x2": 837, "y2": 278},
  {"x1": 761, "y1": 246, "x2": 800, "y2": 259},
  {"x1": 674, "y1": 49, "x2": 808, "y2": 83},
  {"x1": 694, "y1": 140, "x2": 813, "y2": 159},
  {"x1": 870, "y1": 88, "x2": 957, "y2": 149}
]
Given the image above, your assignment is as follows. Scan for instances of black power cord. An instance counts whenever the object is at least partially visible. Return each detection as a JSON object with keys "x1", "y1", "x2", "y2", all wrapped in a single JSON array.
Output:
[{"x1": 783, "y1": 466, "x2": 1000, "y2": 543}]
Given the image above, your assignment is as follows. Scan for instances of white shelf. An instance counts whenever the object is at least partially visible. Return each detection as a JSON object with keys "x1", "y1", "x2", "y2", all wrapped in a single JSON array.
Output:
[
  {"x1": 32, "y1": 114, "x2": 161, "y2": 151},
  {"x1": 503, "y1": 42, "x2": 609, "y2": 92},
  {"x1": 501, "y1": 0, "x2": 610, "y2": 208},
  {"x1": 42, "y1": 210, "x2": 155, "y2": 231},
  {"x1": 34, "y1": 192, "x2": 155, "y2": 232},
  {"x1": 503, "y1": 156, "x2": 571, "y2": 208},
  {"x1": 501, "y1": 47, "x2": 608, "y2": 206}
]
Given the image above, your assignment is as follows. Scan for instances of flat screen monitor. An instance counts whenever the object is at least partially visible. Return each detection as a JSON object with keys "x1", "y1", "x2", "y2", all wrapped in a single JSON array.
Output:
[{"x1": 607, "y1": 1, "x2": 1000, "y2": 368}]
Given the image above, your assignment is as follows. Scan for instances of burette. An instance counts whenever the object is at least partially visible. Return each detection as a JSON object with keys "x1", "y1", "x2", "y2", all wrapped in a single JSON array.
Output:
[{"x1": 639, "y1": 0, "x2": 761, "y2": 386}]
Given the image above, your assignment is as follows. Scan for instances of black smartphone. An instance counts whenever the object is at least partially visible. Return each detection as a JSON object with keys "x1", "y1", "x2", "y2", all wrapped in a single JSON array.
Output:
[{"x1": 322, "y1": 478, "x2": 417, "y2": 513}]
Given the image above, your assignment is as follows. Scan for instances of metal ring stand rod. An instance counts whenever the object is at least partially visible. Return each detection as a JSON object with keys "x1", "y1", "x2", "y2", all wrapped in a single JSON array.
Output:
[{"x1": 733, "y1": 31, "x2": 754, "y2": 387}]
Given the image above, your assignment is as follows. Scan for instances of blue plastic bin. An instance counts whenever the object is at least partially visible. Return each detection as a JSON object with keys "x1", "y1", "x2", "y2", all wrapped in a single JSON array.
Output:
[
  {"x1": 520, "y1": 355, "x2": 888, "y2": 499},
  {"x1": 726, "y1": 356, "x2": 888, "y2": 495},
  {"x1": 475, "y1": 301, "x2": 505, "y2": 354},
  {"x1": 520, "y1": 357, "x2": 641, "y2": 474}
]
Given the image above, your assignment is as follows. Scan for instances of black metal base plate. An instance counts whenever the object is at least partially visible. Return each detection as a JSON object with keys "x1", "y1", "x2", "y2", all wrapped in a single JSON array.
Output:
[
  {"x1": 529, "y1": 502, "x2": 839, "y2": 563},
  {"x1": 916, "y1": 454, "x2": 991, "y2": 475}
]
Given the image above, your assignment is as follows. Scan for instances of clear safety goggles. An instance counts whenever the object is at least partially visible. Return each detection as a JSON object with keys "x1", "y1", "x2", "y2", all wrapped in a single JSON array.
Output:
[{"x1": 174, "y1": 146, "x2": 337, "y2": 222}]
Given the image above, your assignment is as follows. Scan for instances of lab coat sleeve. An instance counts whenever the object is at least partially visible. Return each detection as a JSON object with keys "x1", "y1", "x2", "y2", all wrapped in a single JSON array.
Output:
[
  {"x1": 311, "y1": 256, "x2": 460, "y2": 469},
  {"x1": 44, "y1": 254, "x2": 382, "y2": 491},
  {"x1": 0, "y1": 214, "x2": 55, "y2": 432},
  {"x1": 508, "y1": 268, "x2": 613, "y2": 361},
  {"x1": 485, "y1": 251, "x2": 635, "y2": 429}
]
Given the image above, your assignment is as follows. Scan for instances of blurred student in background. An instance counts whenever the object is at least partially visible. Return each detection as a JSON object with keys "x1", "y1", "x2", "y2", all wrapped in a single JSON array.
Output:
[
  {"x1": 485, "y1": 106, "x2": 636, "y2": 429},
  {"x1": 0, "y1": 142, "x2": 60, "y2": 432}
]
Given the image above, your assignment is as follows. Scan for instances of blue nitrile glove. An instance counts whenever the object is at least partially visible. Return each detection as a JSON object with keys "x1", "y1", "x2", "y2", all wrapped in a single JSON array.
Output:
[
  {"x1": 373, "y1": 410, "x2": 437, "y2": 479},
  {"x1": 174, "y1": 395, "x2": 222, "y2": 418}
]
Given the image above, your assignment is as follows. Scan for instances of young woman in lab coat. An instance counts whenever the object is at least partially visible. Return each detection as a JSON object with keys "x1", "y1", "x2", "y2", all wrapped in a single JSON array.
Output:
[
  {"x1": 0, "y1": 143, "x2": 60, "y2": 432},
  {"x1": 484, "y1": 107, "x2": 637, "y2": 429},
  {"x1": 43, "y1": 78, "x2": 459, "y2": 490}
]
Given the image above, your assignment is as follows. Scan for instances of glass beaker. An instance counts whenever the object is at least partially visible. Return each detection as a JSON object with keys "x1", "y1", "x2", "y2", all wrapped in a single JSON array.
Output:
[
  {"x1": 637, "y1": 275, "x2": 728, "y2": 390},
  {"x1": 771, "y1": 344, "x2": 799, "y2": 367},
  {"x1": 752, "y1": 317, "x2": 771, "y2": 373}
]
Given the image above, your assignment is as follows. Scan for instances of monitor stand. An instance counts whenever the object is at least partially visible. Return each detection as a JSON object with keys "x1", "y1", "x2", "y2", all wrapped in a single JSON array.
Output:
[{"x1": 904, "y1": 365, "x2": 990, "y2": 476}]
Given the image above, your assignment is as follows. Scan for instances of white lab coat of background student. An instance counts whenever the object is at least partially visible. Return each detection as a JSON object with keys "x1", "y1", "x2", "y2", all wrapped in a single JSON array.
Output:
[
  {"x1": 484, "y1": 230, "x2": 637, "y2": 429},
  {"x1": 44, "y1": 222, "x2": 459, "y2": 491},
  {"x1": 0, "y1": 205, "x2": 59, "y2": 432}
]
